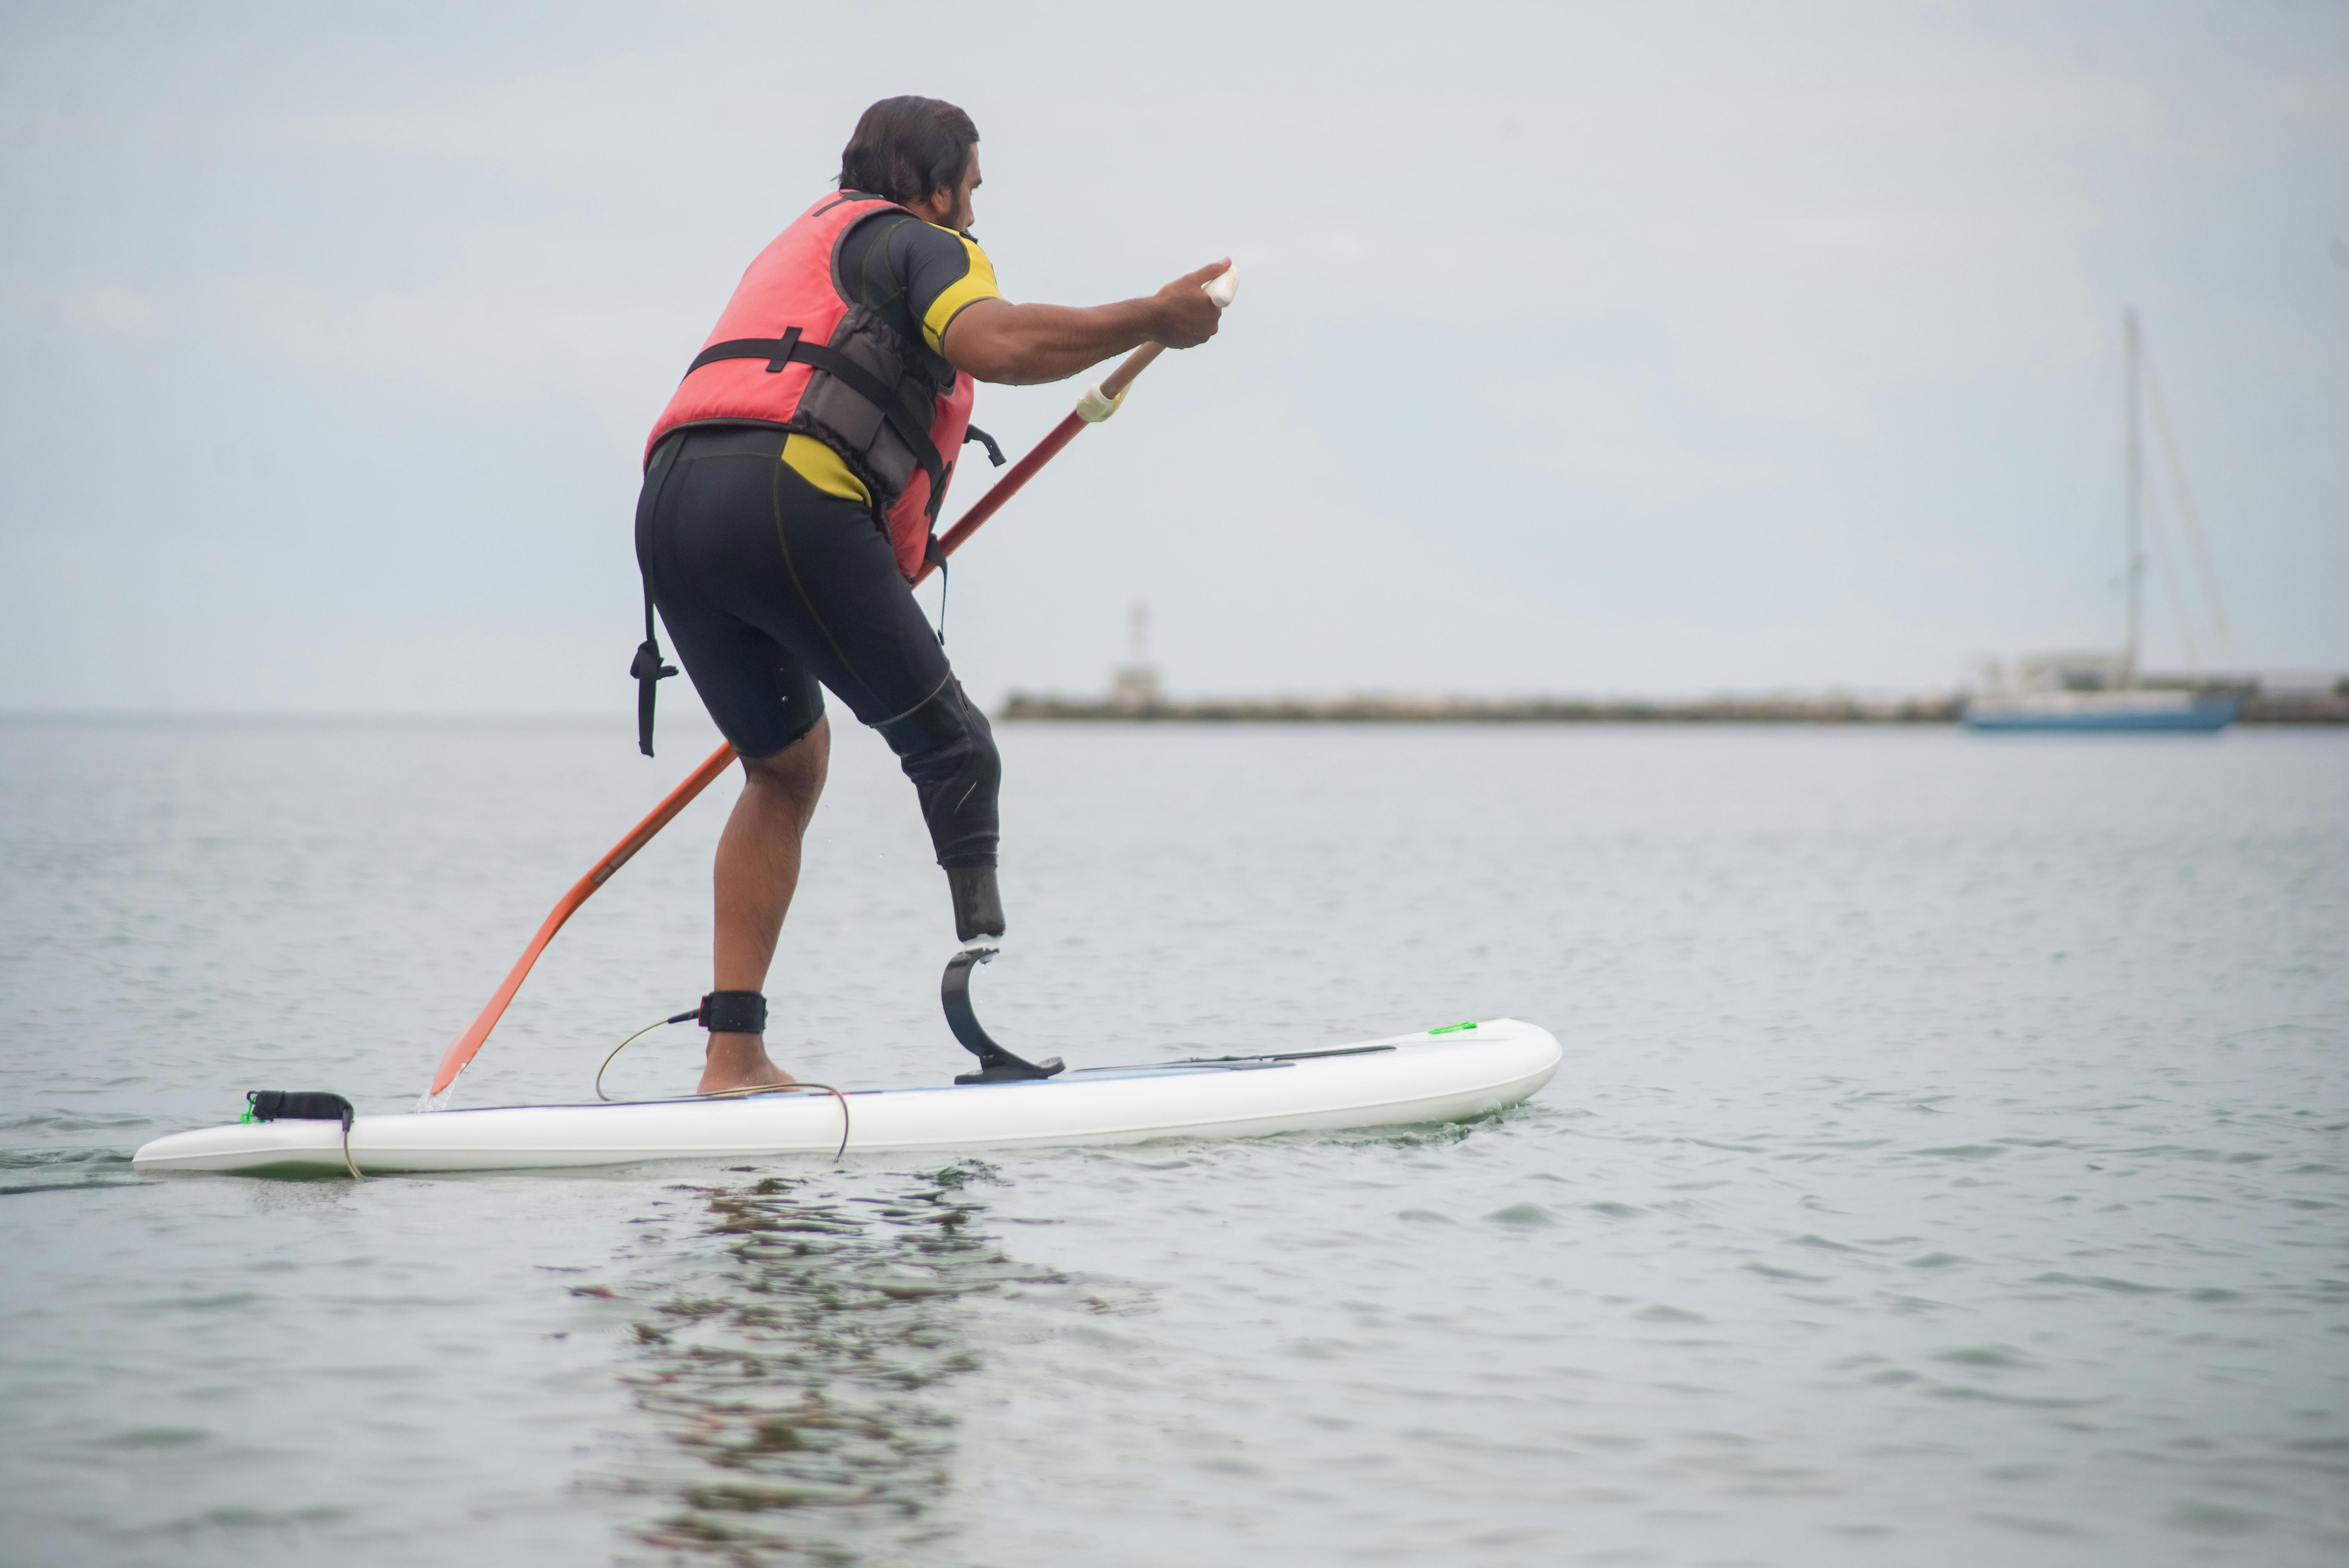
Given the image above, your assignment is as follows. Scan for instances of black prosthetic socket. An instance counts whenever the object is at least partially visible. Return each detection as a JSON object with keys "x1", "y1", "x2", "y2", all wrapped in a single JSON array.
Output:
[
  {"x1": 697, "y1": 991, "x2": 767, "y2": 1034},
  {"x1": 947, "y1": 864, "x2": 1006, "y2": 943},
  {"x1": 875, "y1": 679, "x2": 1001, "y2": 870}
]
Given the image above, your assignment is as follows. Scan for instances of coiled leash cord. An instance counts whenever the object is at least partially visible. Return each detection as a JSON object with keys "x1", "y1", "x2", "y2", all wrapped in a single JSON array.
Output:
[
  {"x1": 241, "y1": 1090, "x2": 363, "y2": 1180},
  {"x1": 595, "y1": 1009, "x2": 850, "y2": 1162}
]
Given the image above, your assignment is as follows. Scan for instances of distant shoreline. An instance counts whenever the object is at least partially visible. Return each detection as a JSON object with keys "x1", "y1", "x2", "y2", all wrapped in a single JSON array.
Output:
[
  {"x1": 3, "y1": 692, "x2": 2341, "y2": 727},
  {"x1": 1000, "y1": 692, "x2": 2349, "y2": 725}
]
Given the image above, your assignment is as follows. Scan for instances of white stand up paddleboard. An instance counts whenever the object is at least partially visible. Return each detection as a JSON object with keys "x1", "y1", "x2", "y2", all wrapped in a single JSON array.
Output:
[{"x1": 132, "y1": 1019, "x2": 1561, "y2": 1176}]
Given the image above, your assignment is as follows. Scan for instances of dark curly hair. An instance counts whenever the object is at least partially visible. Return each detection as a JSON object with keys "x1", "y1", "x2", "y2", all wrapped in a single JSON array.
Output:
[{"x1": 838, "y1": 97, "x2": 979, "y2": 208}]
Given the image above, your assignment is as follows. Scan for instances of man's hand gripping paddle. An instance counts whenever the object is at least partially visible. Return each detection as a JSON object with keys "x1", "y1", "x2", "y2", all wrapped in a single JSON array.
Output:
[{"x1": 422, "y1": 263, "x2": 1240, "y2": 1105}]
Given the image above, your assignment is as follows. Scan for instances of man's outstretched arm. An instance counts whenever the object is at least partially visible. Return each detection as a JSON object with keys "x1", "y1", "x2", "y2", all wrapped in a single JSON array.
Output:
[{"x1": 940, "y1": 259, "x2": 1230, "y2": 386}]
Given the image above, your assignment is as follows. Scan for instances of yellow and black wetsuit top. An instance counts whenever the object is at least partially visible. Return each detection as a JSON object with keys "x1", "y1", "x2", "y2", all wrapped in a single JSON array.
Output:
[{"x1": 778, "y1": 212, "x2": 1003, "y2": 507}]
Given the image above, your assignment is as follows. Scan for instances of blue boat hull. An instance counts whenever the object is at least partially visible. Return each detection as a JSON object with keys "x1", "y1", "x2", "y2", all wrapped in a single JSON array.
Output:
[{"x1": 1964, "y1": 697, "x2": 2239, "y2": 733}]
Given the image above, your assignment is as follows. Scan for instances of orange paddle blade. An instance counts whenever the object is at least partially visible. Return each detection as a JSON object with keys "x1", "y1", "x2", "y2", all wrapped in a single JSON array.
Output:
[{"x1": 426, "y1": 741, "x2": 738, "y2": 1097}]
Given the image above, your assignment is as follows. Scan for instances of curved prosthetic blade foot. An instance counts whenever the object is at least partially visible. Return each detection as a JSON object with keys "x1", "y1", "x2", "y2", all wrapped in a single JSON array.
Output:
[{"x1": 942, "y1": 947, "x2": 1064, "y2": 1085}]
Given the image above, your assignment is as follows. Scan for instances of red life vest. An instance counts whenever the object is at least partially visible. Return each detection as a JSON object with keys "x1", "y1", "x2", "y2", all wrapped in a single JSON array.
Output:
[{"x1": 646, "y1": 191, "x2": 978, "y2": 581}]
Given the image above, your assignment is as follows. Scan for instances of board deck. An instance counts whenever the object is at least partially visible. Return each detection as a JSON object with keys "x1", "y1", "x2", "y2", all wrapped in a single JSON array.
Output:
[{"x1": 131, "y1": 1018, "x2": 1561, "y2": 1176}]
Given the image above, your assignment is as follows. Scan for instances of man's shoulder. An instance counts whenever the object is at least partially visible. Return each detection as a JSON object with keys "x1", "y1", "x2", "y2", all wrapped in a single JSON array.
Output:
[
  {"x1": 831, "y1": 210, "x2": 1000, "y2": 353},
  {"x1": 836, "y1": 210, "x2": 978, "y2": 280},
  {"x1": 915, "y1": 230, "x2": 1002, "y2": 355},
  {"x1": 912, "y1": 220, "x2": 991, "y2": 274}
]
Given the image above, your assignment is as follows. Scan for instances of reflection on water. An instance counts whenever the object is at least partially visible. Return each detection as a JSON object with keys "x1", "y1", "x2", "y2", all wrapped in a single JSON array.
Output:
[{"x1": 600, "y1": 1163, "x2": 1048, "y2": 1566}]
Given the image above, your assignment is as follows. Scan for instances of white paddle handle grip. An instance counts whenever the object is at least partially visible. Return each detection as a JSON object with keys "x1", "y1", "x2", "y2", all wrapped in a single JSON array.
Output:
[
  {"x1": 1076, "y1": 381, "x2": 1130, "y2": 422},
  {"x1": 1082, "y1": 261, "x2": 1239, "y2": 419}
]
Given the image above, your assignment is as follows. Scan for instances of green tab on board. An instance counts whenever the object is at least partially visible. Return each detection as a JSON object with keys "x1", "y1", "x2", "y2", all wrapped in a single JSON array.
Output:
[{"x1": 1428, "y1": 1021, "x2": 1477, "y2": 1035}]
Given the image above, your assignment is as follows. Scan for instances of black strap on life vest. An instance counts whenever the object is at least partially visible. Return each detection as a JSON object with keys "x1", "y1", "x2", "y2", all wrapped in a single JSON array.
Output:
[
  {"x1": 926, "y1": 458, "x2": 955, "y2": 523},
  {"x1": 629, "y1": 577, "x2": 677, "y2": 757},
  {"x1": 924, "y1": 534, "x2": 951, "y2": 645},
  {"x1": 914, "y1": 431, "x2": 1003, "y2": 643},
  {"x1": 685, "y1": 332, "x2": 948, "y2": 494}
]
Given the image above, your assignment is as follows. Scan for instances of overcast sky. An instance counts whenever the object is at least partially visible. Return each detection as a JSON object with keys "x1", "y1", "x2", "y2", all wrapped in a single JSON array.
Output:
[{"x1": 4, "y1": 0, "x2": 2344, "y2": 713}]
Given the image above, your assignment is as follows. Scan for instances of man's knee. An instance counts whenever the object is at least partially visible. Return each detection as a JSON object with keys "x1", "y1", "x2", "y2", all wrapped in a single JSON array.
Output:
[
  {"x1": 741, "y1": 715, "x2": 831, "y2": 807},
  {"x1": 876, "y1": 682, "x2": 990, "y2": 773}
]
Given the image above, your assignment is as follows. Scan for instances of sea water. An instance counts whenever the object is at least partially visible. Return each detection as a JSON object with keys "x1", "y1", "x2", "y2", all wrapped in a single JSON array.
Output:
[{"x1": 0, "y1": 716, "x2": 2343, "y2": 1567}]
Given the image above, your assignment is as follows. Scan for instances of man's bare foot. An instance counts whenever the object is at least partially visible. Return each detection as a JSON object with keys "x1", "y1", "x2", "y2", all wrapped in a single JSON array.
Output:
[{"x1": 699, "y1": 1031, "x2": 797, "y2": 1094}]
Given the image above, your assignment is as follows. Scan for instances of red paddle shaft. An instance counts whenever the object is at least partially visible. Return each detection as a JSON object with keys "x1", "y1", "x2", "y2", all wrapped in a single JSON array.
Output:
[{"x1": 420, "y1": 287, "x2": 1234, "y2": 1101}]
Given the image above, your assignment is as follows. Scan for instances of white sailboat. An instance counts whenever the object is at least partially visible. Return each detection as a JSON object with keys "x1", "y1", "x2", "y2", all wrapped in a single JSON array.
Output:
[{"x1": 1964, "y1": 311, "x2": 2240, "y2": 733}]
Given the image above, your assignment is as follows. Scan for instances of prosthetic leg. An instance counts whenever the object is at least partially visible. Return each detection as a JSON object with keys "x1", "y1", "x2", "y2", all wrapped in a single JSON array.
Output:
[
  {"x1": 938, "y1": 864, "x2": 1061, "y2": 1084},
  {"x1": 878, "y1": 682, "x2": 1060, "y2": 1084},
  {"x1": 942, "y1": 863, "x2": 1060, "y2": 1085},
  {"x1": 941, "y1": 948, "x2": 1062, "y2": 1084}
]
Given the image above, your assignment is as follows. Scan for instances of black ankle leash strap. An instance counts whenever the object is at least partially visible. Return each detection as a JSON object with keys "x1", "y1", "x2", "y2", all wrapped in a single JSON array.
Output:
[{"x1": 697, "y1": 991, "x2": 768, "y2": 1034}]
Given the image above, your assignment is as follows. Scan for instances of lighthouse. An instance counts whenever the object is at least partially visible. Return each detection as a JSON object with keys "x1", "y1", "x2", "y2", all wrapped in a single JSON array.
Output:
[{"x1": 1109, "y1": 603, "x2": 1161, "y2": 712}]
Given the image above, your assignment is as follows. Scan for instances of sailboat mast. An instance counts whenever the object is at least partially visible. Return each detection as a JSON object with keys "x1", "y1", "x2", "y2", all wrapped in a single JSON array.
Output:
[{"x1": 2123, "y1": 308, "x2": 2143, "y2": 684}]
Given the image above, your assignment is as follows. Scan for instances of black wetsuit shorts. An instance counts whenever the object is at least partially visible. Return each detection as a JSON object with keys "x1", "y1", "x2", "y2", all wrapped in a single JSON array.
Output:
[{"x1": 634, "y1": 424, "x2": 1000, "y2": 868}]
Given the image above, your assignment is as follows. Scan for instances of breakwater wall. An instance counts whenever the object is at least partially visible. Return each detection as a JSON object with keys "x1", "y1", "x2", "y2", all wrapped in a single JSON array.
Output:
[{"x1": 999, "y1": 692, "x2": 2349, "y2": 725}]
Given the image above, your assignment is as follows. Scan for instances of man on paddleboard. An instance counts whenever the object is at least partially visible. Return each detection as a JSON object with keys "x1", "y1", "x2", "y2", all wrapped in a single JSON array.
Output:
[{"x1": 634, "y1": 96, "x2": 1226, "y2": 1093}]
